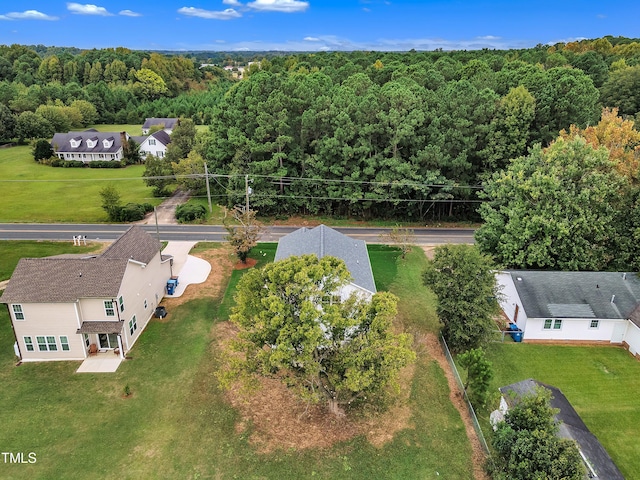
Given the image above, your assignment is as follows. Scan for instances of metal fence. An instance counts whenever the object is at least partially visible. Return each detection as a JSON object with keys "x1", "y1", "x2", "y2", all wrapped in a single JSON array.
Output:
[{"x1": 439, "y1": 335, "x2": 490, "y2": 454}]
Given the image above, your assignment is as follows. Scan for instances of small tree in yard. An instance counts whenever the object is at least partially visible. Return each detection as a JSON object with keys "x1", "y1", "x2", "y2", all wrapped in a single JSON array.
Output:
[
  {"x1": 224, "y1": 206, "x2": 263, "y2": 263},
  {"x1": 32, "y1": 139, "x2": 53, "y2": 161},
  {"x1": 423, "y1": 244, "x2": 500, "y2": 353},
  {"x1": 223, "y1": 255, "x2": 415, "y2": 417},
  {"x1": 457, "y1": 347, "x2": 493, "y2": 407},
  {"x1": 381, "y1": 225, "x2": 416, "y2": 259},
  {"x1": 100, "y1": 185, "x2": 122, "y2": 222},
  {"x1": 488, "y1": 387, "x2": 585, "y2": 480}
]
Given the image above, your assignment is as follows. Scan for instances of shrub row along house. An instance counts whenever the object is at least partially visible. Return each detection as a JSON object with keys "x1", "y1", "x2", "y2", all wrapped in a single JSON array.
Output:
[
  {"x1": 50, "y1": 117, "x2": 176, "y2": 163},
  {"x1": 0, "y1": 227, "x2": 173, "y2": 361},
  {"x1": 497, "y1": 270, "x2": 640, "y2": 355}
]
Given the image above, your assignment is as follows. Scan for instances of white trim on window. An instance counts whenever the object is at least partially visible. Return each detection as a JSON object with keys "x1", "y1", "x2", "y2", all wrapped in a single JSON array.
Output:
[
  {"x1": 104, "y1": 300, "x2": 115, "y2": 317},
  {"x1": 589, "y1": 319, "x2": 600, "y2": 329},
  {"x1": 12, "y1": 304, "x2": 25, "y2": 320},
  {"x1": 36, "y1": 335, "x2": 58, "y2": 352},
  {"x1": 60, "y1": 336, "x2": 70, "y2": 351},
  {"x1": 24, "y1": 336, "x2": 34, "y2": 352},
  {"x1": 129, "y1": 315, "x2": 138, "y2": 336},
  {"x1": 119, "y1": 295, "x2": 125, "y2": 313}
]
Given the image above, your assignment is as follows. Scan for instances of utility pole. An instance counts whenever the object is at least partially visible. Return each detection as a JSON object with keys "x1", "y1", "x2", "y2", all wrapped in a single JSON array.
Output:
[
  {"x1": 245, "y1": 174, "x2": 250, "y2": 213},
  {"x1": 204, "y1": 162, "x2": 212, "y2": 213},
  {"x1": 154, "y1": 206, "x2": 160, "y2": 243}
]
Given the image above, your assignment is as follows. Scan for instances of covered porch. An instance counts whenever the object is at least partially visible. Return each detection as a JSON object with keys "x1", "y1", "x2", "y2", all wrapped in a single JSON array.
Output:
[{"x1": 77, "y1": 320, "x2": 126, "y2": 360}]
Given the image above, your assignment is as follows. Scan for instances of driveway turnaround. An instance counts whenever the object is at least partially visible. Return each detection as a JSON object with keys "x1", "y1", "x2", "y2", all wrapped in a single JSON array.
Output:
[{"x1": 161, "y1": 241, "x2": 211, "y2": 298}]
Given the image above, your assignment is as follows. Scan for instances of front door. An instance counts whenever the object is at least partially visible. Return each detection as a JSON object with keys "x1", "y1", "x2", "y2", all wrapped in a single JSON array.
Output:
[{"x1": 98, "y1": 333, "x2": 118, "y2": 349}]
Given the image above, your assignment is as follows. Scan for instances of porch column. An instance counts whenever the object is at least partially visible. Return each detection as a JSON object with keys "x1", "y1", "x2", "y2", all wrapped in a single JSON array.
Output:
[{"x1": 117, "y1": 335, "x2": 125, "y2": 359}]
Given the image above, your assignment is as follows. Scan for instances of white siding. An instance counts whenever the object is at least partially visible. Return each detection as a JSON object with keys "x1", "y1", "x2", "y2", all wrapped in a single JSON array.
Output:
[
  {"x1": 12, "y1": 303, "x2": 86, "y2": 361},
  {"x1": 496, "y1": 272, "x2": 528, "y2": 331},
  {"x1": 139, "y1": 138, "x2": 168, "y2": 159},
  {"x1": 624, "y1": 322, "x2": 640, "y2": 355},
  {"x1": 523, "y1": 317, "x2": 626, "y2": 342},
  {"x1": 117, "y1": 252, "x2": 171, "y2": 352}
]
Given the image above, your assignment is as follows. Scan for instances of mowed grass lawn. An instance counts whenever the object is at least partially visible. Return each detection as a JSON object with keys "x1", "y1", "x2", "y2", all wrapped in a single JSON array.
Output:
[
  {"x1": 483, "y1": 343, "x2": 640, "y2": 479},
  {"x1": 0, "y1": 125, "x2": 162, "y2": 223},
  {"x1": 0, "y1": 244, "x2": 476, "y2": 479}
]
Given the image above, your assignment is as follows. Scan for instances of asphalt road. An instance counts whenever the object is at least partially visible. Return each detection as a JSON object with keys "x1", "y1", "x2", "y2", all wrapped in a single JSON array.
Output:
[{"x1": 0, "y1": 223, "x2": 475, "y2": 245}]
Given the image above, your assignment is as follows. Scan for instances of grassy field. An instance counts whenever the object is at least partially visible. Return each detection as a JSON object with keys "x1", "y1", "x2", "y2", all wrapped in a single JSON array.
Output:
[
  {"x1": 0, "y1": 144, "x2": 161, "y2": 223},
  {"x1": 482, "y1": 342, "x2": 640, "y2": 479},
  {"x1": 0, "y1": 243, "x2": 476, "y2": 479}
]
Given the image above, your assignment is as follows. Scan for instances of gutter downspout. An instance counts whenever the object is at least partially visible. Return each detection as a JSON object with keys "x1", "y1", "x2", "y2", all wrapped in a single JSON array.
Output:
[{"x1": 7, "y1": 304, "x2": 22, "y2": 361}]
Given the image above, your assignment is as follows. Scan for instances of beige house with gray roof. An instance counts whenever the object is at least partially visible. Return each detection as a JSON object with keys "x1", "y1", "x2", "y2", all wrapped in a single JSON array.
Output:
[{"x1": 1, "y1": 226, "x2": 172, "y2": 362}]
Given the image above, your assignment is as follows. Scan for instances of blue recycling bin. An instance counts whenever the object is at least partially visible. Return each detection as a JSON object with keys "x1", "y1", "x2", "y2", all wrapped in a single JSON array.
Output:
[{"x1": 508, "y1": 323, "x2": 523, "y2": 342}]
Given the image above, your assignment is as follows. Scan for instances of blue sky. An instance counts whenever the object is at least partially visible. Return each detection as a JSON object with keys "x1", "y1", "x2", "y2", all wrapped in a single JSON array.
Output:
[{"x1": 0, "y1": 1, "x2": 638, "y2": 52}]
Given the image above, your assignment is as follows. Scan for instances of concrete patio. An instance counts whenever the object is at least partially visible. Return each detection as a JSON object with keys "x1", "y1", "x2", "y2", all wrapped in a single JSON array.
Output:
[
  {"x1": 162, "y1": 241, "x2": 211, "y2": 298},
  {"x1": 76, "y1": 352, "x2": 123, "y2": 373}
]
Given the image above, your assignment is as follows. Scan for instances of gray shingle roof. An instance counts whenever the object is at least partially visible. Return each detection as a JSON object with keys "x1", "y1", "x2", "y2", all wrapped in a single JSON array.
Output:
[
  {"x1": 274, "y1": 225, "x2": 376, "y2": 293},
  {"x1": 507, "y1": 271, "x2": 640, "y2": 319},
  {"x1": 100, "y1": 225, "x2": 161, "y2": 264},
  {"x1": 77, "y1": 321, "x2": 124, "y2": 334},
  {"x1": 149, "y1": 130, "x2": 171, "y2": 146},
  {"x1": 500, "y1": 379, "x2": 624, "y2": 480},
  {"x1": 51, "y1": 130, "x2": 126, "y2": 154},
  {"x1": 142, "y1": 118, "x2": 178, "y2": 130},
  {"x1": 1, "y1": 226, "x2": 160, "y2": 304}
]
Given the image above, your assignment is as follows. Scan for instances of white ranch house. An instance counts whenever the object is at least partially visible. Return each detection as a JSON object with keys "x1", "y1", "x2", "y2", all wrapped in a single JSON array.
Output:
[
  {"x1": 0, "y1": 227, "x2": 173, "y2": 361},
  {"x1": 141, "y1": 117, "x2": 178, "y2": 135},
  {"x1": 497, "y1": 270, "x2": 640, "y2": 356}
]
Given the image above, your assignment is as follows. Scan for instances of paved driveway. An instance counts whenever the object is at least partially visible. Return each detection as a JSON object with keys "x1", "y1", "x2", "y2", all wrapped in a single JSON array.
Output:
[{"x1": 161, "y1": 241, "x2": 211, "y2": 297}]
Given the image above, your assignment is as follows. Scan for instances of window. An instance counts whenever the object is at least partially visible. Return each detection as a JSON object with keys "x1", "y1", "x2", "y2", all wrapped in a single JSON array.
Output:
[
  {"x1": 84, "y1": 333, "x2": 90, "y2": 348},
  {"x1": 590, "y1": 320, "x2": 600, "y2": 329},
  {"x1": 36, "y1": 336, "x2": 58, "y2": 351},
  {"x1": 12, "y1": 304, "x2": 25, "y2": 320},
  {"x1": 104, "y1": 300, "x2": 115, "y2": 317},
  {"x1": 118, "y1": 296, "x2": 125, "y2": 312},
  {"x1": 24, "y1": 336, "x2": 34, "y2": 352},
  {"x1": 149, "y1": 139, "x2": 156, "y2": 146},
  {"x1": 144, "y1": 299, "x2": 148, "y2": 310},
  {"x1": 543, "y1": 319, "x2": 553, "y2": 329},
  {"x1": 60, "y1": 336, "x2": 70, "y2": 351},
  {"x1": 129, "y1": 315, "x2": 137, "y2": 336},
  {"x1": 553, "y1": 319, "x2": 562, "y2": 330}
]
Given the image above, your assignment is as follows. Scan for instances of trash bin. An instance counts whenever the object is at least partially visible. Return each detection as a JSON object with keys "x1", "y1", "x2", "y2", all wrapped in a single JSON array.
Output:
[
  {"x1": 508, "y1": 323, "x2": 523, "y2": 342},
  {"x1": 154, "y1": 306, "x2": 167, "y2": 318}
]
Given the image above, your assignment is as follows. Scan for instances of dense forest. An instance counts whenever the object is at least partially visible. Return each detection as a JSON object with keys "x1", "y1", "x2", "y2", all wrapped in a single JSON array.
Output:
[{"x1": 2, "y1": 37, "x2": 640, "y2": 227}]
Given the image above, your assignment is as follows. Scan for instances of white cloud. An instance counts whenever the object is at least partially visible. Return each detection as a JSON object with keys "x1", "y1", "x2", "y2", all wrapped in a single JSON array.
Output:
[
  {"x1": 477, "y1": 35, "x2": 500, "y2": 41},
  {"x1": 178, "y1": 7, "x2": 241, "y2": 19},
  {"x1": 0, "y1": 10, "x2": 59, "y2": 21},
  {"x1": 67, "y1": 3, "x2": 113, "y2": 16},
  {"x1": 223, "y1": 0, "x2": 242, "y2": 5},
  {"x1": 119, "y1": 10, "x2": 141, "y2": 17},
  {"x1": 304, "y1": 36, "x2": 319, "y2": 42},
  {"x1": 362, "y1": 7, "x2": 371, "y2": 12},
  {"x1": 247, "y1": 0, "x2": 309, "y2": 13}
]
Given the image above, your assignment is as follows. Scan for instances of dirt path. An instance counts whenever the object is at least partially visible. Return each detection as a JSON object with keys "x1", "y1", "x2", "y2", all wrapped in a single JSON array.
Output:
[
  {"x1": 135, "y1": 189, "x2": 190, "y2": 225},
  {"x1": 420, "y1": 333, "x2": 489, "y2": 480}
]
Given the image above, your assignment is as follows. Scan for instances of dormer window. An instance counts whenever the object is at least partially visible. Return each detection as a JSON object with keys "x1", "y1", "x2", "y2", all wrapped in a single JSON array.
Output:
[
  {"x1": 70, "y1": 137, "x2": 82, "y2": 148},
  {"x1": 86, "y1": 137, "x2": 98, "y2": 149},
  {"x1": 102, "y1": 137, "x2": 114, "y2": 148}
]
